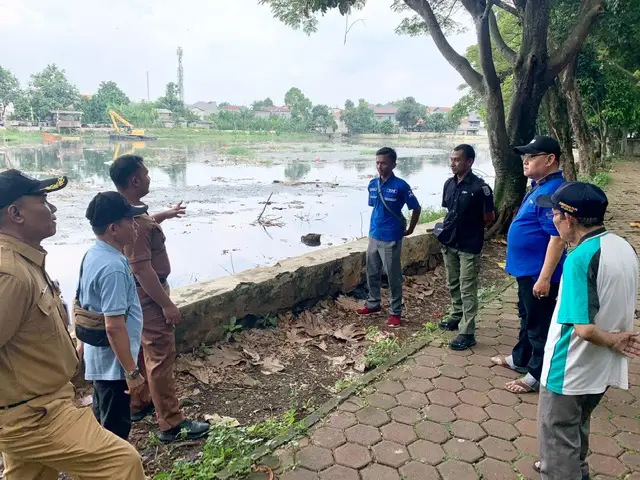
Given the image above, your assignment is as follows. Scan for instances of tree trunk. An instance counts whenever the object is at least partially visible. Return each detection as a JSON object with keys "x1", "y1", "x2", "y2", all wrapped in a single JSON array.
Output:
[
  {"x1": 541, "y1": 81, "x2": 578, "y2": 181},
  {"x1": 561, "y1": 59, "x2": 597, "y2": 178}
]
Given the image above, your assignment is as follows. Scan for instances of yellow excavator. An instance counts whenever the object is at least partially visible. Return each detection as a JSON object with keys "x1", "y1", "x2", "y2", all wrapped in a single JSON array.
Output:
[
  {"x1": 109, "y1": 109, "x2": 157, "y2": 141},
  {"x1": 112, "y1": 141, "x2": 146, "y2": 161}
]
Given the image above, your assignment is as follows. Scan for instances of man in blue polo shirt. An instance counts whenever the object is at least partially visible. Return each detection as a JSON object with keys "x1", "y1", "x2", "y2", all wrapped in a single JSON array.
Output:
[
  {"x1": 491, "y1": 136, "x2": 567, "y2": 394},
  {"x1": 358, "y1": 147, "x2": 421, "y2": 327}
]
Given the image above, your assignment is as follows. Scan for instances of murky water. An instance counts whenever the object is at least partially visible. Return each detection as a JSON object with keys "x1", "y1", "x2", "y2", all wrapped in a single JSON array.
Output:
[{"x1": 0, "y1": 138, "x2": 494, "y2": 303}]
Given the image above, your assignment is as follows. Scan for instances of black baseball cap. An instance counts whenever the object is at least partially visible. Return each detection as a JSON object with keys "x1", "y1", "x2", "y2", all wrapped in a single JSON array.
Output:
[
  {"x1": 536, "y1": 181, "x2": 608, "y2": 219},
  {"x1": 0, "y1": 169, "x2": 68, "y2": 208},
  {"x1": 514, "y1": 135, "x2": 562, "y2": 157},
  {"x1": 86, "y1": 191, "x2": 148, "y2": 228}
]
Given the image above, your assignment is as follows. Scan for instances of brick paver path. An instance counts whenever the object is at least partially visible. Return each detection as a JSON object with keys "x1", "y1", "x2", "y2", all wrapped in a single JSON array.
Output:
[{"x1": 272, "y1": 163, "x2": 640, "y2": 480}]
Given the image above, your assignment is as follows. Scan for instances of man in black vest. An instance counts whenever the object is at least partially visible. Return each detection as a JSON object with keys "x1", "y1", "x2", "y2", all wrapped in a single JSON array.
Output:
[{"x1": 437, "y1": 144, "x2": 495, "y2": 350}]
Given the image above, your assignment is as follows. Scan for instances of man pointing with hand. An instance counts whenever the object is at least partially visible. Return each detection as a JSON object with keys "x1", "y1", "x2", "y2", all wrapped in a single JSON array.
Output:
[{"x1": 110, "y1": 155, "x2": 209, "y2": 443}]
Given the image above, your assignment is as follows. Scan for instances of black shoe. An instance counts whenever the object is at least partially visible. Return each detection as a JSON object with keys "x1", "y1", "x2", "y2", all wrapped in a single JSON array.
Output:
[
  {"x1": 131, "y1": 403, "x2": 155, "y2": 423},
  {"x1": 438, "y1": 319, "x2": 460, "y2": 331},
  {"x1": 158, "y1": 419, "x2": 210, "y2": 443},
  {"x1": 449, "y1": 334, "x2": 477, "y2": 351}
]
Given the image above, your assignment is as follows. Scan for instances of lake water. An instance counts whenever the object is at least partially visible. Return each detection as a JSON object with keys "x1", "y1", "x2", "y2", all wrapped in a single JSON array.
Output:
[{"x1": 0, "y1": 138, "x2": 494, "y2": 304}]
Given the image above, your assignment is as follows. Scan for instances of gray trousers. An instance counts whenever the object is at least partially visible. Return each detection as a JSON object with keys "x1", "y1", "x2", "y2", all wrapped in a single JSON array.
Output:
[
  {"x1": 442, "y1": 246, "x2": 481, "y2": 336},
  {"x1": 365, "y1": 238, "x2": 403, "y2": 316},
  {"x1": 538, "y1": 386, "x2": 605, "y2": 480}
]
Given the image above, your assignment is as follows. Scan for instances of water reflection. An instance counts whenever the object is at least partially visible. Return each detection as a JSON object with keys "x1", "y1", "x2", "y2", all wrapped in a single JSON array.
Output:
[
  {"x1": 284, "y1": 161, "x2": 311, "y2": 180},
  {"x1": 395, "y1": 157, "x2": 425, "y2": 177}
]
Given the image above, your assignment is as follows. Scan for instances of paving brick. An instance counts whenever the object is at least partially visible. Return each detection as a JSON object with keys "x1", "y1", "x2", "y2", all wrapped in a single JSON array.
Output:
[
  {"x1": 366, "y1": 392, "x2": 398, "y2": 410},
  {"x1": 311, "y1": 427, "x2": 346, "y2": 449},
  {"x1": 410, "y1": 365, "x2": 440, "y2": 379},
  {"x1": 589, "y1": 417, "x2": 617, "y2": 436},
  {"x1": 592, "y1": 403, "x2": 612, "y2": 419},
  {"x1": 588, "y1": 434, "x2": 623, "y2": 457},
  {"x1": 513, "y1": 436, "x2": 538, "y2": 456},
  {"x1": 620, "y1": 451, "x2": 640, "y2": 471},
  {"x1": 461, "y1": 376, "x2": 493, "y2": 392},
  {"x1": 490, "y1": 366, "x2": 521, "y2": 379},
  {"x1": 448, "y1": 347, "x2": 473, "y2": 357},
  {"x1": 482, "y1": 419, "x2": 519, "y2": 440},
  {"x1": 453, "y1": 403, "x2": 488, "y2": 422},
  {"x1": 494, "y1": 344, "x2": 514, "y2": 355},
  {"x1": 344, "y1": 424, "x2": 381, "y2": 446},
  {"x1": 587, "y1": 454, "x2": 629, "y2": 477},
  {"x1": 514, "y1": 419, "x2": 538, "y2": 437},
  {"x1": 465, "y1": 365, "x2": 495, "y2": 378},
  {"x1": 604, "y1": 388, "x2": 635, "y2": 404},
  {"x1": 477, "y1": 327, "x2": 500, "y2": 338},
  {"x1": 333, "y1": 443, "x2": 371, "y2": 469},
  {"x1": 389, "y1": 405, "x2": 421, "y2": 425},
  {"x1": 338, "y1": 398, "x2": 364, "y2": 413},
  {"x1": 443, "y1": 438, "x2": 484, "y2": 463},
  {"x1": 279, "y1": 468, "x2": 318, "y2": 480},
  {"x1": 450, "y1": 419, "x2": 487, "y2": 441},
  {"x1": 360, "y1": 464, "x2": 401, "y2": 480},
  {"x1": 458, "y1": 389, "x2": 490, "y2": 407},
  {"x1": 415, "y1": 420, "x2": 451, "y2": 444},
  {"x1": 443, "y1": 354, "x2": 470, "y2": 367},
  {"x1": 476, "y1": 458, "x2": 518, "y2": 479},
  {"x1": 471, "y1": 344, "x2": 499, "y2": 356},
  {"x1": 407, "y1": 439, "x2": 445, "y2": 465},
  {"x1": 513, "y1": 402, "x2": 537, "y2": 420},
  {"x1": 372, "y1": 440, "x2": 411, "y2": 468},
  {"x1": 401, "y1": 377, "x2": 434, "y2": 393},
  {"x1": 396, "y1": 390, "x2": 429, "y2": 409},
  {"x1": 489, "y1": 375, "x2": 517, "y2": 389},
  {"x1": 428, "y1": 389, "x2": 461, "y2": 407},
  {"x1": 467, "y1": 353, "x2": 496, "y2": 367},
  {"x1": 387, "y1": 366, "x2": 412, "y2": 381},
  {"x1": 604, "y1": 402, "x2": 637, "y2": 418},
  {"x1": 437, "y1": 459, "x2": 478, "y2": 480},
  {"x1": 433, "y1": 376, "x2": 464, "y2": 392},
  {"x1": 319, "y1": 465, "x2": 358, "y2": 480},
  {"x1": 375, "y1": 380, "x2": 406, "y2": 395},
  {"x1": 356, "y1": 406, "x2": 391, "y2": 427},
  {"x1": 439, "y1": 365, "x2": 467, "y2": 379},
  {"x1": 414, "y1": 354, "x2": 443, "y2": 367},
  {"x1": 325, "y1": 411, "x2": 357, "y2": 430},
  {"x1": 296, "y1": 445, "x2": 334, "y2": 471},
  {"x1": 422, "y1": 346, "x2": 447, "y2": 357},
  {"x1": 610, "y1": 415, "x2": 640, "y2": 433},
  {"x1": 479, "y1": 436, "x2": 518, "y2": 461},
  {"x1": 399, "y1": 461, "x2": 439, "y2": 480},
  {"x1": 422, "y1": 403, "x2": 455, "y2": 423},
  {"x1": 514, "y1": 457, "x2": 539, "y2": 480},
  {"x1": 487, "y1": 388, "x2": 520, "y2": 407},
  {"x1": 485, "y1": 404, "x2": 520, "y2": 423},
  {"x1": 381, "y1": 421, "x2": 417, "y2": 445},
  {"x1": 519, "y1": 392, "x2": 539, "y2": 405},
  {"x1": 615, "y1": 432, "x2": 640, "y2": 450}
]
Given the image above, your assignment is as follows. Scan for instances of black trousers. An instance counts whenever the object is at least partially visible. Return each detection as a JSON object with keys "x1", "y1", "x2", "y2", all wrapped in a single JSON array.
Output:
[
  {"x1": 92, "y1": 380, "x2": 132, "y2": 440},
  {"x1": 512, "y1": 276, "x2": 560, "y2": 382}
]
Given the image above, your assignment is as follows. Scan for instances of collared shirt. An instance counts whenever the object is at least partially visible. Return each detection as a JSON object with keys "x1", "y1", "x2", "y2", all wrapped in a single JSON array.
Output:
[
  {"x1": 79, "y1": 240, "x2": 143, "y2": 381},
  {"x1": 438, "y1": 170, "x2": 494, "y2": 254},
  {"x1": 125, "y1": 212, "x2": 171, "y2": 281},
  {"x1": 368, "y1": 174, "x2": 420, "y2": 242},
  {"x1": 505, "y1": 170, "x2": 566, "y2": 282},
  {"x1": 0, "y1": 234, "x2": 77, "y2": 407},
  {"x1": 541, "y1": 228, "x2": 639, "y2": 395}
]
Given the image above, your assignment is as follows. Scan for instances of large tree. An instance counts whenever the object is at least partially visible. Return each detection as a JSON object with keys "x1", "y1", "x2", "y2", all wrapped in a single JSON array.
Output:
[
  {"x1": 83, "y1": 80, "x2": 130, "y2": 123},
  {"x1": 284, "y1": 87, "x2": 313, "y2": 124},
  {"x1": 396, "y1": 96, "x2": 425, "y2": 129},
  {"x1": 0, "y1": 66, "x2": 24, "y2": 120},
  {"x1": 29, "y1": 64, "x2": 81, "y2": 121},
  {"x1": 260, "y1": 0, "x2": 605, "y2": 232}
]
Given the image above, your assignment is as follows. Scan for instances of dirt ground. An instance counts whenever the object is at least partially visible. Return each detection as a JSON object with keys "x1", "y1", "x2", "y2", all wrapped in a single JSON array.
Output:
[{"x1": 125, "y1": 239, "x2": 508, "y2": 477}]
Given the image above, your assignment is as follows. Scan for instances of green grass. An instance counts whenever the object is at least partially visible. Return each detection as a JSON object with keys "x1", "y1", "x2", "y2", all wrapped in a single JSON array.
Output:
[
  {"x1": 359, "y1": 149, "x2": 378, "y2": 156},
  {"x1": 405, "y1": 206, "x2": 446, "y2": 225},
  {"x1": 579, "y1": 171, "x2": 611, "y2": 189},
  {"x1": 364, "y1": 327, "x2": 402, "y2": 368},
  {"x1": 225, "y1": 146, "x2": 252, "y2": 156}
]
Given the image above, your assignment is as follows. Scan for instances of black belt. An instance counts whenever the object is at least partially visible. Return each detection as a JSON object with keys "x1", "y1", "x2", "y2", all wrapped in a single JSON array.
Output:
[
  {"x1": 0, "y1": 398, "x2": 33, "y2": 410},
  {"x1": 135, "y1": 277, "x2": 166, "y2": 287}
]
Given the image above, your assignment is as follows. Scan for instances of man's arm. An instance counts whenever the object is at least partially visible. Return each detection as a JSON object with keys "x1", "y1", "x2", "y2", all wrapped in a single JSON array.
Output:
[
  {"x1": 104, "y1": 314, "x2": 137, "y2": 372},
  {"x1": 405, "y1": 206, "x2": 422, "y2": 236},
  {"x1": 0, "y1": 274, "x2": 30, "y2": 348},
  {"x1": 482, "y1": 184, "x2": 495, "y2": 226},
  {"x1": 403, "y1": 184, "x2": 421, "y2": 236},
  {"x1": 130, "y1": 261, "x2": 181, "y2": 325},
  {"x1": 573, "y1": 325, "x2": 640, "y2": 358},
  {"x1": 533, "y1": 236, "x2": 565, "y2": 297},
  {"x1": 152, "y1": 201, "x2": 186, "y2": 224}
]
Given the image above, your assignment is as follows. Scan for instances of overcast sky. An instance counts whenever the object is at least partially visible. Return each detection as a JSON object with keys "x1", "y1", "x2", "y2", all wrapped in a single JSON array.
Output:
[{"x1": 1, "y1": 1, "x2": 476, "y2": 108}]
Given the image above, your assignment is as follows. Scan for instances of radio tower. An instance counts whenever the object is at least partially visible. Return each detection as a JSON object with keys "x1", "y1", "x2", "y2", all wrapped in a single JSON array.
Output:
[{"x1": 177, "y1": 46, "x2": 184, "y2": 103}]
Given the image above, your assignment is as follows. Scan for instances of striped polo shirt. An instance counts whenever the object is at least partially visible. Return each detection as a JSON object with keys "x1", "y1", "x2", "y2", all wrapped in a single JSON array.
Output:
[{"x1": 541, "y1": 228, "x2": 639, "y2": 395}]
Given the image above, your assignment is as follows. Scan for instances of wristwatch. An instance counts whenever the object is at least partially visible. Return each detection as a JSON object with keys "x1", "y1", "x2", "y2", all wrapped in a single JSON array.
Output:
[{"x1": 125, "y1": 368, "x2": 140, "y2": 380}]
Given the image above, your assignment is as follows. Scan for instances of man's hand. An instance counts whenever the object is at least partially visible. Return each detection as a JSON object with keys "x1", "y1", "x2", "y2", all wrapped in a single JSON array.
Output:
[
  {"x1": 163, "y1": 303, "x2": 181, "y2": 325},
  {"x1": 125, "y1": 375, "x2": 146, "y2": 396},
  {"x1": 404, "y1": 227, "x2": 415, "y2": 237},
  {"x1": 533, "y1": 277, "x2": 551, "y2": 299},
  {"x1": 165, "y1": 201, "x2": 186, "y2": 220},
  {"x1": 610, "y1": 332, "x2": 640, "y2": 358},
  {"x1": 76, "y1": 341, "x2": 84, "y2": 361}
]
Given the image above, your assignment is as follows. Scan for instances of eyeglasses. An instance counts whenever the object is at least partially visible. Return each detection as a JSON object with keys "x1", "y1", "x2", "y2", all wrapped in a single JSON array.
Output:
[
  {"x1": 522, "y1": 153, "x2": 549, "y2": 163},
  {"x1": 545, "y1": 211, "x2": 563, "y2": 219}
]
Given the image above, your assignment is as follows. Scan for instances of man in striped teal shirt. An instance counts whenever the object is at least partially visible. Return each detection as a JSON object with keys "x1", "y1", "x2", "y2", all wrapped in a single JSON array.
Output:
[{"x1": 534, "y1": 182, "x2": 640, "y2": 479}]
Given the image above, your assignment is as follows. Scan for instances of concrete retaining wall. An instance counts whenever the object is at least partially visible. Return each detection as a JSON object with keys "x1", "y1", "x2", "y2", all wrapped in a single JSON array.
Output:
[{"x1": 172, "y1": 221, "x2": 442, "y2": 352}]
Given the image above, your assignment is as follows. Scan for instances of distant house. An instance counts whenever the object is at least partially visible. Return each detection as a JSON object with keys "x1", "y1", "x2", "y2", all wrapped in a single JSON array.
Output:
[
  {"x1": 332, "y1": 108, "x2": 348, "y2": 133},
  {"x1": 48, "y1": 110, "x2": 83, "y2": 130},
  {"x1": 370, "y1": 104, "x2": 398, "y2": 123},
  {"x1": 426, "y1": 106, "x2": 452, "y2": 115},
  {"x1": 255, "y1": 105, "x2": 291, "y2": 119},
  {"x1": 188, "y1": 101, "x2": 218, "y2": 119},
  {"x1": 156, "y1": 108, "x2": 174, "y2": 128},
  {"x1": 222, "y1": 105, "x2": 244, "y2": 112},
  {"x1": 188, "y1": 119, "x2": 215, "y2": 129},
  {"x1": 457, "y1": 112, "x2": 483, "y2": 135}
]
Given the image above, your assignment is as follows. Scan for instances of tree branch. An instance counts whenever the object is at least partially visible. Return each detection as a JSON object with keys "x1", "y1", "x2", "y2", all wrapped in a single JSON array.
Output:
[
  {"x1": 547, "y1": 0, "x2": 605, "y2": 79},
  {"x1": 404, "y1": 0, "x2": 486, "y2": 95},
  {"x1": 489, "y1": 10, "x2": 516, "y2": 64},
  {"x1": 493, "y1": 0, "x2": 519, "y2": 17}
]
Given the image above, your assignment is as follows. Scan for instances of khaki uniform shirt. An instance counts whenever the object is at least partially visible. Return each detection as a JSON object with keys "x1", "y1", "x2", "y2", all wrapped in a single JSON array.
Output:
[
  {"x1": 0, "y1": 234, "x2": 78, "y2": 407},
  {"x1": 125, "y1": 213, "x2": 171, "y2": 281}
]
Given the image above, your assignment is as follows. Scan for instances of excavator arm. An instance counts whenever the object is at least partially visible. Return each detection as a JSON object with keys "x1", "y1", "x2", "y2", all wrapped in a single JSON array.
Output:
[{"x1": 108, "y1": 109, "x2": 144, "y2": 137}]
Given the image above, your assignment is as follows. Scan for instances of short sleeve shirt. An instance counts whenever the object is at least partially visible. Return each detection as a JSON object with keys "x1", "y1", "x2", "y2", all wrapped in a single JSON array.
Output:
[
  {"x1": 541, "y1": 229, "x2": 639, "y2": 395},
  {"x1": 505, "y1": 171, "x2": 566, "y2": 282},
  {"x1": 438, "y1": 171, "x2": 494, "y2": 254},
  {"x1": 125, "y1": 212, "x2": 171, "y2": 280},
  {"x1": 79, "y1": 240, "x2": 143, "y2": 381},
  {"x1": 368, "y1": 174, "x2": 420, "y2": 242}
]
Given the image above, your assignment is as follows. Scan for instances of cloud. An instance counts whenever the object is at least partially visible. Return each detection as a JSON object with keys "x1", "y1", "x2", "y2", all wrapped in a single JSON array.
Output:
[{"x1": 0, "y1": 0, "x2": 476, "y2": 107}]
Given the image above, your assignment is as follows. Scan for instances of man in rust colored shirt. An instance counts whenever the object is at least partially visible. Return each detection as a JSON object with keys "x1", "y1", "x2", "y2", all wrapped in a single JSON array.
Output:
[
  {"x1": 0, "y1": 170, "x2": 145, "y2": 479},
  {"x1": 110, "y1": 155, "x2": 209, "y2": 442}
]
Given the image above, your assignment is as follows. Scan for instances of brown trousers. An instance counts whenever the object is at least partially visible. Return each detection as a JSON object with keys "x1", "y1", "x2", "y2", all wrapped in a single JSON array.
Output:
[
  {"x1": 130, "y1": 288, "x2": 185, "y2": 431},
  {"x1": 0, "y1": 384, "x2": 145, "y2": 480}
]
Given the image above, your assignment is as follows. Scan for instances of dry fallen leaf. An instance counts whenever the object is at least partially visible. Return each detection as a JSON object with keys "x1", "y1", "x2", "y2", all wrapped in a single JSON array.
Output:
[
  {"x1": 630, "y1": 222, "x2": 640, "y2": 228},
  {"x1": 333, "y1": 324, "x2": 366, "y2": 343},
  {"x1": 325, "y1": 355, "x2": 354, "y2": 368},
  {"x1": 203, "y1": 414, "x2": 240, "y2": 427},
  {"x1": 205, "y1": 345, "x2": 246, "y2": 368},
  {"x1": 353, "y1": 353, "x2": 367, "y2": 373},
  {"x1": 286, "y1": 328, "x2": 313, "y2": 345},
  {"x1": 260, "y1": 356, "x2": 285, "y2": 375},
  {"x1": 242, "y1": 348, "x2": 261, "y2": 364},
  {"x1": 335, "y1": 295, "x2": 362, "y2": 311},
  {"x1": 300, "y1": 311, "x2": 331, "y2": 337},
  {"x1": 316, "y1": 340, "x2": 328, "y2": 351}
]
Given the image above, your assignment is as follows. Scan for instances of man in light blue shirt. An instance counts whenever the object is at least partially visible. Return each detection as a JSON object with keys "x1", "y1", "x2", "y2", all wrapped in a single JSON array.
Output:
[{"x1": 78, "y1": 191, "x2": 147, "y2": 440}]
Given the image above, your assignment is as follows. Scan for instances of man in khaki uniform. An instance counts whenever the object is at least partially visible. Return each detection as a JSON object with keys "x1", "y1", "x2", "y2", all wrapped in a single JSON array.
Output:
[{"x1": 0, "y1": 169, "x2": 145, "y2": 480}]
